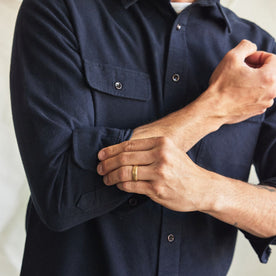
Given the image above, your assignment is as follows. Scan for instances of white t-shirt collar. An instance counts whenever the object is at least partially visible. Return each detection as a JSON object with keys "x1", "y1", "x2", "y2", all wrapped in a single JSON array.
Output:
[{"x1": 170, "y1": 2, "x2": 192, "y2": 14}]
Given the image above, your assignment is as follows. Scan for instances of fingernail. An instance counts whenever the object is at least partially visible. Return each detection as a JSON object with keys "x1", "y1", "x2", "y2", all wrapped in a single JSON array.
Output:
[
  {"x1": 97, "y1": 164, "x2": 103, "y2": 174},
  {"x1": 103, "y1": 175, "x2": 108, "y2": 185}
]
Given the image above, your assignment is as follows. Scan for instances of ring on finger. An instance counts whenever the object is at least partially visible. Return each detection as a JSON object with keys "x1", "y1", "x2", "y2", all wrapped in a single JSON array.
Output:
[{"x1": 132, "y1": 165, "x2": 138, "y2": 181}]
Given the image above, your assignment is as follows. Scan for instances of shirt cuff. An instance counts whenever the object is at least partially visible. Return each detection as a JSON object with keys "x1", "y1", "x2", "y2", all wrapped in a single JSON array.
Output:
[
  {"x1": 39, "y1": 127, "x2": 133, "y2": 231},
  {"x1": 72, "y1": 126, "x2": 132, "y2": 172},
  {"x1": 243, "y1": 179, "x2": 276, "y2": 263},
  {"x1": 244, "y1": 233, "x2": 276, "y2": 263}
]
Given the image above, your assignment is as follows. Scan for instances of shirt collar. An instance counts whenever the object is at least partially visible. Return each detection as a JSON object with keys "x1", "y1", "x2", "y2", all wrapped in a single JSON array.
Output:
[
  {"x1": 121, "y1": 0, "x2": 221, "y2": 9},
  {"x1": 121, "y1": 0, "x2": 231, "y2": 33}
]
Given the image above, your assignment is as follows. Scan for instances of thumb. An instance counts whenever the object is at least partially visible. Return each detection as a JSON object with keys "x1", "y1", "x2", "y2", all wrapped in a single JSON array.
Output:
[
  {"x1": 245, "y1": 51, "x2": 275, "y2": 68},
  {"x1": 231, "y1": 39, "x2": 257, "y2": 60}
]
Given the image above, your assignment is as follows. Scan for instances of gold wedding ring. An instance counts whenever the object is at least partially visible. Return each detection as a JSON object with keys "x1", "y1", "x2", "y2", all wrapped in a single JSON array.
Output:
[{"x1": 132, "y1": 165, "x2": 138, "y2": 181}]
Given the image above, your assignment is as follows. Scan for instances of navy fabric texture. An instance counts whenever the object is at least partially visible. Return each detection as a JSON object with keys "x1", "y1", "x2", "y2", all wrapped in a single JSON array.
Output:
[{"x1": 10, "y1": 0, "x2": 276, "y2": 275}]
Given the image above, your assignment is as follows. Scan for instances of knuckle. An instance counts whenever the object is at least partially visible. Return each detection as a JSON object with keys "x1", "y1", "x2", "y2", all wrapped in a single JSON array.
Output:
[
  {"x1": 157, "y1": 136, "x2": 170, "y2": 147},
  {"x1": 123, "y1": 140, "x2": 133, "y2": 152},
  {"x1": 226, "y1": 51, "x2": 239, "y2": 64},
  {"x1": 118, "y1": 167, "x2": 127, "y2": 181},
  {"x1": 268, "y1": 99, "x2": 274, "y2": 108},
  {"x1": 159, "y1": 149, "x2": 170, "y2": 164},
  {"x1": 152, "y1": 183, "x2": 165, "y2": 198},
  {"x1": 107, "y1": 147, "x2": 114, "y2": 156},
  {"x1": 241, "y1": 39, "x2": 248, "y2": 44},
  {"x1": 105, "y1": 146, "x2": 115, "y2": 157},
  {"x1": 241, "y1": 39, "x2": 254, "y2": 47},
  {"x1": 240, "y1": 39, "x2": 257, "y2": 50},
  {"x1": 157, "y1": 143, "x2": 172, "y2": 163},
  {"x1": 163, "y1": 136, "x2": 173, "y2": 145},
  {"x1": 157, "y1": 136, "x2": 166, "y2": 147},
  {"x1": 154, "y1": 164, "x2": 166, "y2": 178},
  {"x1": 255, "y1": 105, "x2": 266, "y2": 115},
  {"x1": 118, "y1": 153, "x2": 128, "y2": 165},
  {"x1": 258, "y1": 108, "x2": 267, "y2": 115},
  {"x1": 157, "y1": 137, "x2": 173, "y2": 153},
  {"x1": 121, "y1": 182, "x2": 128, "y2": 190},
  {"x1": 122, "y1": 182, "x2": 131, "y2": 191},
  {"x1": 268, "y1": 90, "x2": 276, "y2": 100},
  {"x1": 264, "y1": 72, "x2": 276, "y2": 87}
]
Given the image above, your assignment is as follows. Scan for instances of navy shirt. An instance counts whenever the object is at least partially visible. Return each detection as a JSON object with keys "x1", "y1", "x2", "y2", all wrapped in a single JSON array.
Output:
[{"x1": 10, "y1": 0, "x2": 276, "y2": 275}]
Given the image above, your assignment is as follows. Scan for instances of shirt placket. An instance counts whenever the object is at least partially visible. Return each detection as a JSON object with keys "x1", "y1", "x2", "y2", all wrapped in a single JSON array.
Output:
[
  {"x1": 162, "y1": 9, "x2": 191, "y2": 116},
  {"x1": 157, "y1": 208, "x2": 183, "y2": 276},
  {"x1": 157, "y1": 10, "x2": 191, "y2": 276}
]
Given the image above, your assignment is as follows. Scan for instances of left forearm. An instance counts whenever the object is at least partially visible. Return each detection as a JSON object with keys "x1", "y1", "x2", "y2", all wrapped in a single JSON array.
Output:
[{"x1": 201, "y1": 170, "x2": 276, "y2": 238}]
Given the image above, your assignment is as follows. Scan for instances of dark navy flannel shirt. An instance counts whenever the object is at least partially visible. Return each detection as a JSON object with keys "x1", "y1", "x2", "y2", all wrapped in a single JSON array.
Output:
[{"x1": 10, "y1": 0, "x2": 276, "y2": 275}]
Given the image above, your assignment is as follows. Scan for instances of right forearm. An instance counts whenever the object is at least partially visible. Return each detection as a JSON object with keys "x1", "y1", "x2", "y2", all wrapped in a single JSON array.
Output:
[
  {"x1": 131, "y1": 91, "x2": 224, "y2": 152},
  {"x1": 171, "y1": 92, "x2": 224, "y2": 151}
]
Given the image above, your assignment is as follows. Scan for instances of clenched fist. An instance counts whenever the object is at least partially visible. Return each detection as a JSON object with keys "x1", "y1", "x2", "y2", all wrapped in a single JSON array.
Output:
[{"x1": 205, "y1": 39, "x2": 276, "y2": 124}]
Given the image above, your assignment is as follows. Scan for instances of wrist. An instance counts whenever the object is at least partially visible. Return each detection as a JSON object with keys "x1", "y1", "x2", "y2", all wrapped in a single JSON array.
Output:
[
  {"x1": 189, "y1": 91, "x2": 225, "y2": 133},
  {"x1": 197, "y1": 169, "x2": 240, "y2": 216},
  {"x1": 193, "y1": 168, "x2": 216, "y2": 212}
]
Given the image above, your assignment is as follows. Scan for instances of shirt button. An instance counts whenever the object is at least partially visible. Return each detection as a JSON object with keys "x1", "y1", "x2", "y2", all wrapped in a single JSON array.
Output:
[
  {"x1": 114, "y1": 81, "x2": 123, "y2": 90},
  {"x1": 128, "y1": 197, "x2": 138, "y2": 207},
  {"x1": 172, "y1": 73, "x2": 180, "y2": 82},
  {"x1": 176, "y1": 24, "x2": 182, "y2": 31},
  {"x1": 168, "y1": 234, "x2": 175, "y2": 243}
]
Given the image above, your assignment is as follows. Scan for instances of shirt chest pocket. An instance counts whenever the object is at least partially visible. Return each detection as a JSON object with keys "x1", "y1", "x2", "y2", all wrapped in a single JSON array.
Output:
[{"x1": 84, "y1": 61, "x2": 152, "y2": 129}]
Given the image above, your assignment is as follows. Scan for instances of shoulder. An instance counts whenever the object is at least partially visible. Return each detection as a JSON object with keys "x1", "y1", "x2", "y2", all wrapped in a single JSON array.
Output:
[
  {"x1": 17, "y1": 0, "x2": 68, "y2": 24},
  {"x1": 221, "y1": 5, "x2": 275, "y2": 52},
  {"x1": 17, "y1": 0, "x2": 74, "y2": 28}
]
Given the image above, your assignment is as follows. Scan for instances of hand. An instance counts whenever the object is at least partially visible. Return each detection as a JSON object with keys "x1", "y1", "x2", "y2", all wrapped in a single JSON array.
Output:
[
  {"x1": 205, "y1": 39, "x2": 276, "y2": 124},
  {"x1": 97, "y1": 137, "x2": 211, "y2": 212},
  {"x1": 97, "y1": 138, "x2": 276, "y2": 238}
]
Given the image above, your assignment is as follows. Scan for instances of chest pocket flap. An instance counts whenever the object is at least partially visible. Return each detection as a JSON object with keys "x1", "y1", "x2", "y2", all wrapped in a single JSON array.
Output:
[{"x1": 84, "y1": 61, "x2": 151, "y2": 101}]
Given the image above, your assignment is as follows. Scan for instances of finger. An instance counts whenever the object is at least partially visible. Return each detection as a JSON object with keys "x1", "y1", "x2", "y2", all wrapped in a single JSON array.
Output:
[
  {"x1": 231, "y1": 39, "x2": 257, "y2": 59},
  {"x1": 116, "y1": 181, "x2": 153, "y2": 196},
  {"x1": 97, "y1": 150, "x2": 155, "y2": 175},
  {"x1": 103, "y1": 165, "x2": 153, "y2": 186},
  {"x1": 98, "y1": 136, "x2": 163, "y2": 161},
  {"x1": 245, "y1": 51, "x2": 276, "y2": 68}
]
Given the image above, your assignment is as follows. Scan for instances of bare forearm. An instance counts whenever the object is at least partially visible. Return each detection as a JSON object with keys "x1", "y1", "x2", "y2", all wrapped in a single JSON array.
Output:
[
  {"x1": 201, "y1": 170, "x2": 276, "y2": 238},
  {"x1": 132, "y1": 93, "x2": 223, "y2": 152}
]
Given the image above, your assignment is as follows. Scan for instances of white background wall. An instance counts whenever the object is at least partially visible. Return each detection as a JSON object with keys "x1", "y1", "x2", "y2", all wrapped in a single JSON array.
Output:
[{"x1": 0, "y1": 0, "x2": 275, "y2": 275}]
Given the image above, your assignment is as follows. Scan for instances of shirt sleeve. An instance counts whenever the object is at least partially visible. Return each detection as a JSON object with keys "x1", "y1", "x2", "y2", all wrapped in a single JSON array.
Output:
[
  {"x1": 10, "y1": 0, "x2": 133, "y2": 232},
  {"x1": 244, "y1": 41, "x2": 276, "y2": 263}
]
